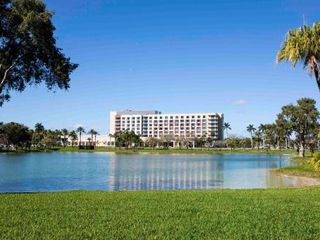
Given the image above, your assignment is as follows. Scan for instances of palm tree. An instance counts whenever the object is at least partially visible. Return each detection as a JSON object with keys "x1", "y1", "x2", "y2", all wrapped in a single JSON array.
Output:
[
  {"x1": 223, "y1": 122, "x2": 231, "y2": 138},
  {"x1": 61, "y1": 128, "x2": 69, "y2": 147},
  {"x1": 76, "y1": 126, "x2": 85, "y2": 147},
  {"x1": 246, "y1": 124, "x2": 256, "y2": 149},
  {"x1": 68, "y1": 131, "x2": 77, "y2": 147},
  {"x1": 87, "y1": 129, "x2": 95, "y2": 146},
  {"x1": 258, "y1": 124, "x2": 266, "y2": 149},
  {"x1": 277, "y1": 22, "x2": 320, "y2": 92},
  {"x1": 93, "y1": 130, "x2": 99, "y2": 146}
]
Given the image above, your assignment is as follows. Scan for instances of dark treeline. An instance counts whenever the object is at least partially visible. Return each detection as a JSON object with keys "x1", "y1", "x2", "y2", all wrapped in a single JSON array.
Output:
[{"x1": 0, "y1": 123, "x2": 99, "y2": 150}]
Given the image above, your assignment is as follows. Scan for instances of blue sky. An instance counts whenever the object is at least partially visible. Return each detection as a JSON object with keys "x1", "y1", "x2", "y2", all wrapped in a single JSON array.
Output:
[{"x1": 1, "y1": 0, "x2": 320, "y2": 136}]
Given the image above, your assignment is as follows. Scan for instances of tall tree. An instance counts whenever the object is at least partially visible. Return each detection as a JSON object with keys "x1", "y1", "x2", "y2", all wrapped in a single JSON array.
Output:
[
  {"x1": 246, "y1": 124, "x2": 256, "y2": 149},
  {"x1": 277, "y1": 22, "x2": 320, "y2": 91},
  {"x1": 0, "y1": 0, "x2": 78, "y2": 106},
  {"x1": 76, "y1": 126, "x2": 85, "y2": 146},
  {"x1": 32, "y1": 122, "x2": 45, "y2": 147},
  {"x1": 258, "y1": 124, "x2": 266, "y2": 148},
  {"x1": 280, "y1": 98, "x2": 319, "y2": 157},
  {"x1": 61, "y1": 128, "x2": 69, "y2": 147},
  {"x1": 93, "y1": 130, "x2": 99, "y2": 146},
  {"x1": 87, "y1": 129, "x2": 95, "y2": 145},
  {"x1": 223, "y1": 122, "x2": 231, "y2": 138}
]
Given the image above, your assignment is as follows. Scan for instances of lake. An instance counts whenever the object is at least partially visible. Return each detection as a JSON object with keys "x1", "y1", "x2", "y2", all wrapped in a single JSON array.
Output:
[{"x1": 0, "y1": 152, "x2": 297, "y2": 192}]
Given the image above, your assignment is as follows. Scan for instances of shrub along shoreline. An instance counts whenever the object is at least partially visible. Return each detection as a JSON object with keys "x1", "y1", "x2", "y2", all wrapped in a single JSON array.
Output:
[{"x1": 274, "y1": 154, "x2": 320, "y2": 180}]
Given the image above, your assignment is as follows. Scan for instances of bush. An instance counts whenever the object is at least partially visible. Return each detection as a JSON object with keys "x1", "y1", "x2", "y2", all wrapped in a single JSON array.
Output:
[
  {"x1": 314, "y1": 152, "x2": 320, "y2": 161},
  {"x1": 308, "y1": 152, "x2": 320, "y2": 171}
]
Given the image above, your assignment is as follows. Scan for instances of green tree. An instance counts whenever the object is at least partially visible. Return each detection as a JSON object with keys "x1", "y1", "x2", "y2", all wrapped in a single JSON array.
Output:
[
  {"x1": 161, "y1": 134, "x2": 174, "y2": 149},
  {"x1": 275, "y1": 114, "x2": 292, "y2": 149},
  {"x1": 93, "y1": 130, "x2": 99, "y2": 146},
  {"x1": 32, "y1": 123, "x2": 45, "y2": 147},
  {"x1": 0, "y1": 0, "x2": 78, "y2": 106},
  {"x1": 76, "y1": 126, "x2": 85, "y2": 146},
  {"x1": 277, "y1": 22, "x2": 320, "y2": 91},
  {"x1": 280, "y1": 98, "x2": 319, "y2": 157},
  {"x1": 258, "y1": 124, "x2": 266, "y2": 148},
  {"x1": 61, "y1": 128, "x2": 69, "y2": 147},
  {"x1": 68, "y1": 130, "x2": 77, "y2": 147},
  {"x1": 1, "y1": 122, "x2": 31, "y2": 149},
  {"x1": 264, "y1": 124, "x2": 277, "y2": 149},
  {"x1": 145, "y1": 137, "x2": 159, "y2": 149},
  {"x1": 246, "y1": 124, "x2": 256, "y2": 149},
  {"x1": 87, "y1": 129, "x2": 96, "y2": 145}
]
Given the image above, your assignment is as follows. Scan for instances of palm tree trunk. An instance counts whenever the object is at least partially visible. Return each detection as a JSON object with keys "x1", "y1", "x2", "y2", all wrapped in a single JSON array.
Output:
[{"x1": 314, "y1": 64, "x2": 320, "y2": 92}]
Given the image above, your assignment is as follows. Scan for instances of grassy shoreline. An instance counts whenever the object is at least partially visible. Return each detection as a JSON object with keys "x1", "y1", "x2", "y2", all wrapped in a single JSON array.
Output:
[
  {"x1": 1, "y1": 147, "x2": 296, "y2": 155},
  {"x1": 1, "y1": 188, "x2": 320, "y2": 239},
  {"x1": 273, "y1": 155, "x2": 320, "y2": 179}
]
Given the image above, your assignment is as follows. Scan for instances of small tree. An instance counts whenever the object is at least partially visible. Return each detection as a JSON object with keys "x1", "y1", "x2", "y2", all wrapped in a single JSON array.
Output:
[{"x1": 145, "y1": 137, "x2": 159, "y2": 149}]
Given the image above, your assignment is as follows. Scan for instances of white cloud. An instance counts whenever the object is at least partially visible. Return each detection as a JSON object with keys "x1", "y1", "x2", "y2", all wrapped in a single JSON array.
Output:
[{"x1": 232, "y1": 99, "x2": 248, "y2": 106}]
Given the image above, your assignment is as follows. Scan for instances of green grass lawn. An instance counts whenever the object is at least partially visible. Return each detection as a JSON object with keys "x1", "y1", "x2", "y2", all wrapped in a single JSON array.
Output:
[
  {"x1": 0, "y1": 146, "x2": 297, "y2": 155},
  {"x1": 2, "y1": 189, "x2": 320, "y2": 239},
  {"x1": 57, "y1": 146, "x2": 296, "y2": 155}
]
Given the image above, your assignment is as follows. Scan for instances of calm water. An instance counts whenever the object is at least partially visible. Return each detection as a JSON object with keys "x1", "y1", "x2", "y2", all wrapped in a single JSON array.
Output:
[{"x1": 0, "y1": 152, "x2": 297, "y2": 192}]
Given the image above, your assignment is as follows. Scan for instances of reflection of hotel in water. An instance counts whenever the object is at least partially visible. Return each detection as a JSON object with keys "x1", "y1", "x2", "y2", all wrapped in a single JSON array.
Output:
[{"x1": 107, "y1": 155, "x2": 224, "y2": 191}]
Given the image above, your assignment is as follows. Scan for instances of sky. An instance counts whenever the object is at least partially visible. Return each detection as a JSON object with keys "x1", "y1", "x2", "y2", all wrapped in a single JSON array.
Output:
[{"x1": 1, "y1": 0, "x2": 320, "y2": 136}]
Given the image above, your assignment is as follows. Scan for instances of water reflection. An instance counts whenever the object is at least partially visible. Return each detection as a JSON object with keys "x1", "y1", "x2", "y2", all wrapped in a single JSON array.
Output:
[
  {"x1": 107, "y1": 154, "x2": 294, "y2": 191},
  {"x1": 0, "y1": 153, "x2": 296, "y2": 192}
]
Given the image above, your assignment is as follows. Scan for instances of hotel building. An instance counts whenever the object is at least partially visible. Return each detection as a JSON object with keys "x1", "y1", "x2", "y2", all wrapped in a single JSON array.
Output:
[{"x1": 109, "y1": 110, "x2": 224, "y2": 142}]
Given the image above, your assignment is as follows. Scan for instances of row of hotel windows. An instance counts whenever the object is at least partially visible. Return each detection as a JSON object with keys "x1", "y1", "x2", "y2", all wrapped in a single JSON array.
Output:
[
  {"x1": 119, "y1": 126, "x2": 219, "y2": 131},
  {"x1": 118, "y1": 115, "x2": 219, "y2": 121},
  {"x1": 119, "y1": 119, "x2": 214, "y2": 124},
  {"x1": 116, "y1": 128, "x2": 218, "y2": 134}
]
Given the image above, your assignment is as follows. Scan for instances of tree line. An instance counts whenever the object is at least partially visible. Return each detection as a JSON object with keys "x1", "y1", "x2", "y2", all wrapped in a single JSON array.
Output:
[
  {"x1": 0, "y1": 123, "x2": 99, "y2": 150},
  {"x1": 225, "y1": 98, "x2": 320, "y2": 157}
]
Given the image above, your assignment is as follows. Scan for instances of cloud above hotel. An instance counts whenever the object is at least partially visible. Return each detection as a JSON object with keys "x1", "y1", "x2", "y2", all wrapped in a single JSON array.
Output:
[{"x1": 232, "y1": 99, "x2": 248, "y2": 106}]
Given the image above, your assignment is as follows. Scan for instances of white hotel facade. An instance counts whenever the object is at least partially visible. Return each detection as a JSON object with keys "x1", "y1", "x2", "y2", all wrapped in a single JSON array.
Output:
[{"x1": 109, "y1": 110, "x2": 224, "y2": 144}]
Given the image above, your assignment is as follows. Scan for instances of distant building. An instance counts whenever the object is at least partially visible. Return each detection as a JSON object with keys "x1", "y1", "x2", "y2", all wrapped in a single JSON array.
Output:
[
  {"x1": 108, "y1": 110, "x2": 224, "y2": 146},
  {"x1": 65, "y1": 134, "x2": 110, "y2": 147}
]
